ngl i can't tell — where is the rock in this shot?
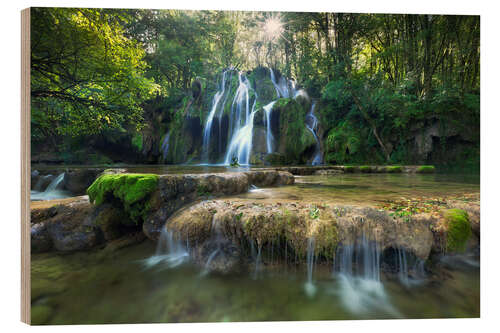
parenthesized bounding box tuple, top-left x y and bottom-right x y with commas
(31, 222, 52, 253)
(31, 198, 99, 253)
(90, 203, 132, 241)
(44, 201, 99, 252)
(142, 170, 294, 240)
(33, 174, 55, 191)
(164, 199, 435, 273)
(63, 168, 103, 195)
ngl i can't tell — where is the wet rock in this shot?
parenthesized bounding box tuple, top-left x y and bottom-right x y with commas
(62, 168, 103, 195)
(33, 174, 55, 191)
(31, 223, 52, 253)
(165, 199, 436, 273)
(142, 171, 293, 240)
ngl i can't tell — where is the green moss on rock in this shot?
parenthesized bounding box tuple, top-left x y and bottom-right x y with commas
(417, 165, 436, 173)
(444, 209, 472, 252)
(87, 174, 159, 223)
(385, 166, 403, 173)
(359, 166, 372, 173)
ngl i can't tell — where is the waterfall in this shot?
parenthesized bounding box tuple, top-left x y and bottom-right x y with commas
(203, 70, 231, 162)
(397, 247, 409, 286)
(224, 72, 257, 166)
(305, 102, 322, 165)
(31, 172, 68, 201)
(263, 101, 277, 153)
(270, 68, 296, 98)
(304, 237, 317, 297)
(45, 172, 65, 192)
(334, 234, 400, 317)
(144, 227, 189, 269)
(161, 131, 170, 161)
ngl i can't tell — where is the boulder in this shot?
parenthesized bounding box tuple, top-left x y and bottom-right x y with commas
(164, 199, 436, 273)
(63, 168, 103, 195)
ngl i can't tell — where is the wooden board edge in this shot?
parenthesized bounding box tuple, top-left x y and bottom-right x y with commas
(21, 7, 31, 325)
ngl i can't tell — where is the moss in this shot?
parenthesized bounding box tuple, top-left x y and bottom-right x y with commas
(131, 133, 143, 152)
(87, 174, 159, 224)
(343, 166, 355, 173)
(444, 209, 472, 252)
(417, 165, 436, 173)
(385, 165, 403, 173)
(359, 166, 372, 173)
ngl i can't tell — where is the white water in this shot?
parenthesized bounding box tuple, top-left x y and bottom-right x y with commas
(224, 73, 257, 165)
(144, 228, 189, 269)
(203, 70, 231, 162)
(333, 234, 401, 317)
(263, 101, 277, 153)
(161, 132, 170, 160)
(305, 102, 322, 165)
(304, 237, 317, 297)
(31, 172, 69, 201)
(269, 68, 296, 98)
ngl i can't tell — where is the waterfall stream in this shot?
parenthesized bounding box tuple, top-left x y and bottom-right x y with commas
(144, 228, 189, 269)
(223, 72, 257, 165)
(333, 234, 400, 317)
(305, 102, 322, 165)
(31, 172, 68, 201)
(264, 101, 277, 153)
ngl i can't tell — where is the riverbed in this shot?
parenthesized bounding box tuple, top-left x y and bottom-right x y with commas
(30, 170, 480, 324)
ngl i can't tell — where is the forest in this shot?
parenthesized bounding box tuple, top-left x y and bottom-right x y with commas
(30, 8, 480, 171)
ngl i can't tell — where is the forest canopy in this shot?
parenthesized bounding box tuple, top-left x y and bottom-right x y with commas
(31, 8, 480, 170)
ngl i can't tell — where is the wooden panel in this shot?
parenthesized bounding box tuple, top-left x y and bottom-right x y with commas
(20, 7, 31, 325)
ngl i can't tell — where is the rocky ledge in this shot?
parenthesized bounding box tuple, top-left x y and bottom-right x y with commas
(31, 170, 294, 253)
(163, 198, 478, 273)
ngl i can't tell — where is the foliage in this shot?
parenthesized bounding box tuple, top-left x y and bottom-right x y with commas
(230, 156, 240, 167)
(87, 173, 159, 223)
(31, 8, 159, 140)
(443, 209, 472, 252)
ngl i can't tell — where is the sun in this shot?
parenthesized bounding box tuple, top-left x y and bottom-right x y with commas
(262, 16, 284, 42)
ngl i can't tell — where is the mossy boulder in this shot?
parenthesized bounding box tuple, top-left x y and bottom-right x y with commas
(359, 166, 373, 173)
(87, 173, 159, 224)
(443, 209, 472, 252)
(416, 165, 436, 173)
(275, 98, 315, 164)
(385, 165, 403, 173)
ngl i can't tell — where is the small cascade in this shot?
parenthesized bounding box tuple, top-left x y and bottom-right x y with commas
(253, 243, 262, 279)
(203, 70, 231, 162)
(304, 237, 317, 297)
(397, 248, 409, 286)
(263, 101, 277, 153)
(333, 234, 400, 317)
(31, 172, 68, 201)
(224, 72, 257, 165)
(45, 172, 65, 192)
(305, 102, 322, 165)
(386, 247, 427, 287)
(161, 131, 170, 161)
(270, 68, 296, 98)
(144, 227, 189, 268)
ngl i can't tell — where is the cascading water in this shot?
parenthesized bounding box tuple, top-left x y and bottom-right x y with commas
(270, 68, 296, 98)
(161, 131, 170, 161)
(304, 237, 317, 297)
(203, 70, 232, 162)
(144, 227, 189, 269)
(263, 101, 277, 153)
(224, 73, 257, 165)
(333, 233, 400, 317)
(31, 172, 69, 201)
(305, 102, 322, 165)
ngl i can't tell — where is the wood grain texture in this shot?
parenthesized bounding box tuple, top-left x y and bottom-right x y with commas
(21, 7, 31, 325)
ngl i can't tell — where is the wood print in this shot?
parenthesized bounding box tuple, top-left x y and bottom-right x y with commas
(22, 7, 480, 325)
